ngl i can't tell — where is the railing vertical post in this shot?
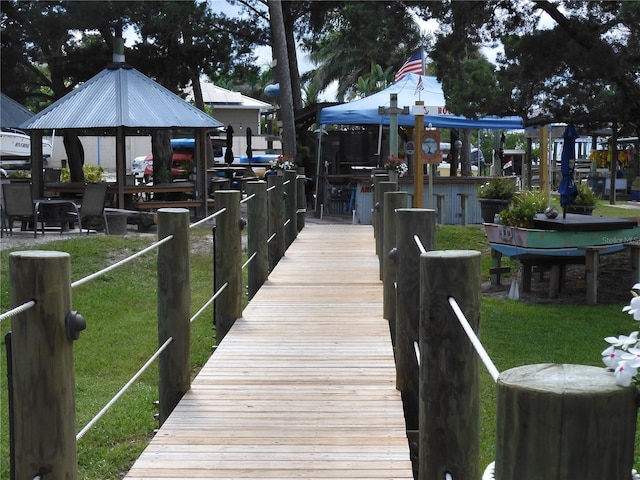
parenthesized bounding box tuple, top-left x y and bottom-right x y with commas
(157, 208, 191, 426)
(214, 190, 243, 344)
(267, 174, 285, 270)
(382, 190, 407, 342)
(496, 364, 637, 480)
(373, 172, 390, 249)
(296, 167, 306, 232)
(419, 250, 481, 480)
(395, 208, 436, 436)
(284, 169, 297, 248)
(375, 180, 396, 280)
(246, 180, 269, 299)
(9, 250, 78, 479)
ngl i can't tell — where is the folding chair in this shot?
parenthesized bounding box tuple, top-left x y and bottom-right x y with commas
(79, 183, 110, 234)
(2, 183, 41, 237)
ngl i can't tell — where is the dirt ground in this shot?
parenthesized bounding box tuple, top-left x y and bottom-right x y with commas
(482, 247, 634, 306)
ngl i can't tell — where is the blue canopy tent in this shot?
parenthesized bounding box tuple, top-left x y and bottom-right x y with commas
(319, 74, 523, 130)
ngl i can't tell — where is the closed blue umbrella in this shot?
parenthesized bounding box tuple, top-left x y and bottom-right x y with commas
(559, 124, 579, 218)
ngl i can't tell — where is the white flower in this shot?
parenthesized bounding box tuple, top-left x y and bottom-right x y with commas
(602, 345, 625, 369)
(614, 360, 637, 387)
(622, 295, 640, 320)
(621, 347, 640, 368)
(396, 162, 409, 178)
(604, 331, 639, 348)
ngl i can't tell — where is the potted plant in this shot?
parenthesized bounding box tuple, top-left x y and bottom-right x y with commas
(477, 176, 517, 223)
(566, 182, 599, 215)
(383, 154, 407, 182)
(499, 189, 550, 228)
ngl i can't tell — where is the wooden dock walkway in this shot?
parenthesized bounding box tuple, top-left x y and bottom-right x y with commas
(124, 224, 413, 479)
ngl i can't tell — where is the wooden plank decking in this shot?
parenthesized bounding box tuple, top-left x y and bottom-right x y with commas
(124, 224, 413, 479)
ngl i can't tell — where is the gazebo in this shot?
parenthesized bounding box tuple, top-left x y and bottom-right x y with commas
(20, 48, 223, 216)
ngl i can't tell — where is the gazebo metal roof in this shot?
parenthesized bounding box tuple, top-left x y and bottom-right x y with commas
(1, 93, 34, 128)
(21, 63, 223, 130)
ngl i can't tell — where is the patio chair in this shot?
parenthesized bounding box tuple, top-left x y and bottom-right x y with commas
(79, 183, 110, 234)
(2, 182, 41, 237)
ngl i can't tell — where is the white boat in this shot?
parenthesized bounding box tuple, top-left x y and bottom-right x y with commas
(0, 129, 53, 158)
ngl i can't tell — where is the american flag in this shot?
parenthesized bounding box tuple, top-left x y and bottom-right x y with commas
(394, 50, 424, 82)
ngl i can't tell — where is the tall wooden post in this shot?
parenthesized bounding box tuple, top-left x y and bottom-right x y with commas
(496, 364, 637, 480)
(413, 102, 425, 208)
(214, 190, 243, 344)
(375, 181, 397, 280)
(296, 167, 306, 231)
(9, 251, 78, 479)
(395, 208, 436, 433)
(157, 208, 191, 425)
(419, 250, 481, 480)
(246, 180, 269, 299)
(373, 171, 389, 249)
(284, 169, 297, 247)
(382, 190, 408, 341)
(540, 124, 549, 190)
(267, 174, 285, 270)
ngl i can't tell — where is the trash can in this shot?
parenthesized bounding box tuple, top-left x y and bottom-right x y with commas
(106, 212, 128, 235)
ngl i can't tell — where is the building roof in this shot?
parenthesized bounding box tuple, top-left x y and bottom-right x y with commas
(21, 63, 224, 130)
(1, 93, 34, 128)
(186, 82, 272, 111)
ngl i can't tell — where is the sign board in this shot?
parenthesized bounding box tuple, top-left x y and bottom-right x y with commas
(405, 141, 415, 155)
(420, 130, 441, 164)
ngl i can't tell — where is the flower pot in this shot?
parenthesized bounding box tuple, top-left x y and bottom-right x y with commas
(388, 170, 398, 183)
(479, 198, 510, 223)
(565, 204, 595, 215)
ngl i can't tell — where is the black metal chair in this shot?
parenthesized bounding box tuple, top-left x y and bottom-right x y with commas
(78, 183, 110, 234)
(2, 182, 41, 237)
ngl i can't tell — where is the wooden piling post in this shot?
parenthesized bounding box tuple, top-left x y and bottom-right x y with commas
(382, 190, 408, 338)
(373, 172, 390, 249)
(157, 208, 191, 425)
(267, 174, 285, 270)
(214, 190, 243, 344)
(419, 250, 481, 480)
(376, 181, 396, 280)
(496, 364, 637, 480)
(395, 208, 436, 433)
(9, 250, 78, 479)
(284, 169, 297, 248)
(246, 180, 269, 300)
(297, 167, 306, 231)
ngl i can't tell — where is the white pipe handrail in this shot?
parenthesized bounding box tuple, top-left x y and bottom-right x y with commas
(448, 296, 500, 382)
(190, 207, 227, 229)
(267, 185, 276, 192)
(190, 282, 228, 323)
(242, 252, 257, 270)
(71, 235, 174, 289)
(0, 299, 36, 323)
(267, 232, 277, 243)
(76, 336, 173, 441)
(414, 234, 426, 254)
(240, 193, 255, 204)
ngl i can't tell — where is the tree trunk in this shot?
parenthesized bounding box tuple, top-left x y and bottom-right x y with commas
(461, 128, 473, 176)
(268, 0, 297, 161)
(152, 130, 173, 187)
(282, 3, 302, 112)
(63, 131, 85, 183)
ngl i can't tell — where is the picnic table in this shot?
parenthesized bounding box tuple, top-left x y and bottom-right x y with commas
(485, 213, 640, 304)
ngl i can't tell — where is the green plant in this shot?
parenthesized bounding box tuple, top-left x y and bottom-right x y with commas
(60, 164, 104, 183)
(573, 182, 600, 206)
(499, 189, 550, 228)
(631, 177, 640, 190)
(7, 170, 31, 178)
(477, 176, 517, 200)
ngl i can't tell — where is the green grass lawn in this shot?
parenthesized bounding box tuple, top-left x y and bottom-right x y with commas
(1, 221, 639, 478)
